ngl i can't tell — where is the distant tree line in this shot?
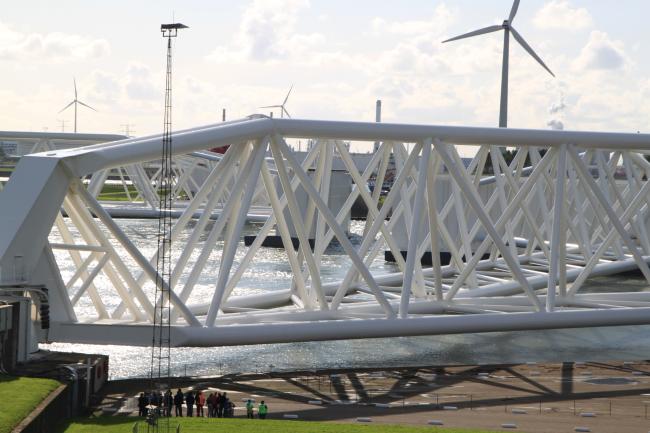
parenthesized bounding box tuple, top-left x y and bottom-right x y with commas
(482, 148, 547, 174)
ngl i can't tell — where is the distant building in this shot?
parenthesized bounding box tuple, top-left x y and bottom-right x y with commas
(0, 141, 18, 158)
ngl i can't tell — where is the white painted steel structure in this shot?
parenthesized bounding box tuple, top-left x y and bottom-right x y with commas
(0, 130, 271, 219)
(2, 116, 650, 347)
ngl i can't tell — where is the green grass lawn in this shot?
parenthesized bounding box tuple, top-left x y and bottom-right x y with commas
(0, 375, 60, 433)
(97, 184, 142, 202)
(58, 416, 500, 433)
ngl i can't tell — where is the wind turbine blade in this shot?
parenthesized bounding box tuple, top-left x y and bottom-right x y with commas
(509, 0, 521, 24)
(77, 100, 97, 111)
(282, 84, 293, 105)
(73, 77, 78, 100)
(510, 27, 555, 77)
(282, 107, 291, 119)
(442, 25, 503, 43)
(58, 101, 75, 113)
(259, 105, 281, 109)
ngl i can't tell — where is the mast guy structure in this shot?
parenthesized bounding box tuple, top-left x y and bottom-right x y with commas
(148, 21, 187, 432)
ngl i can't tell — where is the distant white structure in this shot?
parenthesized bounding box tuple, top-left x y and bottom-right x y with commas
(0, 131, 122, 157)
(58, 78, 97, 133)
(260, 85, 294, 118)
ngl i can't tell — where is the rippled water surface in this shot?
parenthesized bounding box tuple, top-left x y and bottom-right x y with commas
(42, 219, 650, 379)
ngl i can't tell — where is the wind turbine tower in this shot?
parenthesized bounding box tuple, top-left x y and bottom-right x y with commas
(443, 0, 554, 127)
(58, 78, 97, 133)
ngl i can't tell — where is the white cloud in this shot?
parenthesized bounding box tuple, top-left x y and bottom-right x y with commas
(89, 70, 121, 104)
(372, 4, 454, 36)
(2, 4, 648, 140)
(206, 0, 323, 63)
(125, 64, 158, 101)
(0, 21, 110, 61)
(557, 64, 650, 132)
(533, 0, 593, 31)
(369, 4, 465, 78)
(573, 31, 628, 71)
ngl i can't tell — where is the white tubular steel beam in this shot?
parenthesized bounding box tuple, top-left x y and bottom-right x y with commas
(270, 120, 650, 151)
(260, 162, 312, 307)
(273, 135, 396, 317)
(169, 144, 245, 288)
(205, 140, 268, 326)
(547, 144, 567, 311)
(333, 141, 409, 270)
(330, 143, 423, 310)
(7, 116, 650, 347)
(70, 254, 110, 306)
(74, 182, 200, 327)
(51, 118, 650, 177)
(434, 139, 544, 311)
(400, 139, 431, 318)
(49, 307, 650, 347)
(270, 139, 327, 311)
(64, 251, 101, 290)
(426, 155, 444, 301)
(568, 145, 650, 281)
(445, 147, 557, 300)
(171, 144, 258, 320)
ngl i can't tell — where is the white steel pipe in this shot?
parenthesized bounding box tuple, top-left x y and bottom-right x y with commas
(400, 139, 431, 317)
(49, 307, 650, 347)
(547, 145, 566, 311)
(54, 118, 650, 177)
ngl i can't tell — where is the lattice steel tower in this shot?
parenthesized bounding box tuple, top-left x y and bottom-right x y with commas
(148, 22, 187, 433)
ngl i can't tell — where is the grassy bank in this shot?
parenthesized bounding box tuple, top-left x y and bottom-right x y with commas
(97, 184, 141, 202)
(0, 375, 60, 433)
(58, 417, 500, 433)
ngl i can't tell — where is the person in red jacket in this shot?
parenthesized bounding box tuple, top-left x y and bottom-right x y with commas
(196, 391, 205, 417)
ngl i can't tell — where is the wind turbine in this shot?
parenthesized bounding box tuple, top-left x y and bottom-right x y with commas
(443, 0, 554, 128)
(58, 78, 97, 133)
(260, 85, 293, 118)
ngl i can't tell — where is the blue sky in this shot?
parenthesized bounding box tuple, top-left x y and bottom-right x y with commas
(1, 0, 648, 145)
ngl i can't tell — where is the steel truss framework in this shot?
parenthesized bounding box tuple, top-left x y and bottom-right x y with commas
(0, 132, 249, 213)
(2, 117, 650, 347)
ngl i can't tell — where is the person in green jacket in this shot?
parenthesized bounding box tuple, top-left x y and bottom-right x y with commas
(246, 399, 254, 419)
(258, 401, 268, 419)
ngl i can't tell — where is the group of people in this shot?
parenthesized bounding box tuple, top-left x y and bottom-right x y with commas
(137, 390, 173, 417)
(245, 399, 268, 419)
(137, 389, 268, 419)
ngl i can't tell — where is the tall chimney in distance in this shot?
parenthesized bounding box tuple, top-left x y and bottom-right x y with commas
(375, 99, 382, 123)
(374, 100, 382, 152)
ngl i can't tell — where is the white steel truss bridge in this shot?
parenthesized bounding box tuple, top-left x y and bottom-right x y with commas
(2, 116, 650, 347)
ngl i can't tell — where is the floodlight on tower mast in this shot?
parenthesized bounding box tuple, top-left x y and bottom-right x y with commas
(260, 84, 293, 118)
(442, 0, 554, 128)
(58, 78, 97, 133)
